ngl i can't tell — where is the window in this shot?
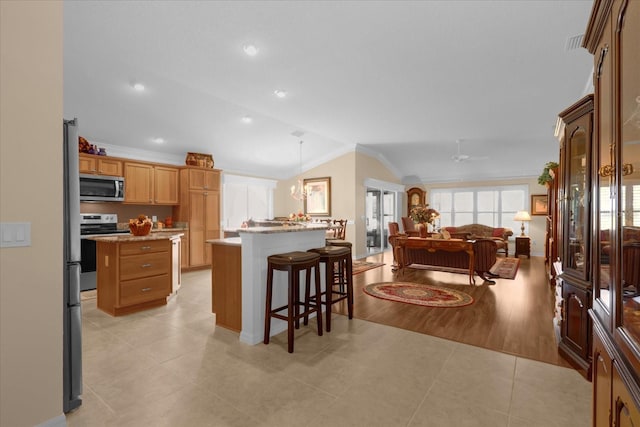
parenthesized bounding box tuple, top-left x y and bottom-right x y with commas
(222, 174, 277, 229)
(430, 185, 528, 231)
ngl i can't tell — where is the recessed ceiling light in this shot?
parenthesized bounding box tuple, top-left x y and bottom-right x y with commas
(132, 82, 145, 91)
(243, 44, 258, 56)
(151, 137, 164, 144)
(241, 116, 253, 124)
(274, 89, 287, 98)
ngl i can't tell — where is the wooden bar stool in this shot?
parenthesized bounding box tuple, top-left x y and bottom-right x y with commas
(307, 246, 353, 332)
(264, 251, 322, 353)
(323, 240, 352, 293)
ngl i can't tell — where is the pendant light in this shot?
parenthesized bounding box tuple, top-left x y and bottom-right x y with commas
(290, 141, 307, 200)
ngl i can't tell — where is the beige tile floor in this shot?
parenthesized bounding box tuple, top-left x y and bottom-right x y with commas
(67, 269, 592, 427)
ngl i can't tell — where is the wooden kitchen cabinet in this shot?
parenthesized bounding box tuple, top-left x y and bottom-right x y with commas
(124, 161, 179, 205)
(210, 240, 241, 332)
(180, 235, 189, 269)
(96, 238, 172, 316)
(79, 153, 123, 176)
(173, 167, 221, 268)
(187, 168, 219, 191)
(154, 166, 179, 204)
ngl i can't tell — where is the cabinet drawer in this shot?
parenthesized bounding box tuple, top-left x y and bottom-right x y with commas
(120, 252, 169, 281)
(120, 274, 170, 306)
(120, 240, 169, 256)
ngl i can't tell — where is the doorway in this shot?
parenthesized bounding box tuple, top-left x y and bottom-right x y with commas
(365, 188, 396, 255)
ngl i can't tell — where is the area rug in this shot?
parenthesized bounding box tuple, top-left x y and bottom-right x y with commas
(363, 282, 474, 308)
(489, 257, 521, 279)
(352, 261, 385, 275)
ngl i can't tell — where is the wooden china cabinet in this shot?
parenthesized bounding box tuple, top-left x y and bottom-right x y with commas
(583, 0, 640, 425)
(545, 164, 561, 288)
(557, 94, 594, 379)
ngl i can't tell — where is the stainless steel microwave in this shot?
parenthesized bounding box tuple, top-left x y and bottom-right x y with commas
(79, 174, 125, 202)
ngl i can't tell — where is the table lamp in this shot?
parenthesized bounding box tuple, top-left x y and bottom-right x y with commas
(514, 211, 531, 236)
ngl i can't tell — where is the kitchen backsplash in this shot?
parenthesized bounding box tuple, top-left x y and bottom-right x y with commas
(80, 202, 173, 224)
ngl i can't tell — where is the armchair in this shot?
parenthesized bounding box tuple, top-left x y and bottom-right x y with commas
(401, 217, 420, 237)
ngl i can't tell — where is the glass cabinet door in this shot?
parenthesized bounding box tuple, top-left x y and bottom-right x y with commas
(563, 113, 591, 281)
(619, 0, 640, 347)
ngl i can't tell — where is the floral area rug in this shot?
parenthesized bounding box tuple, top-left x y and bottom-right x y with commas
(352, 261, 385, 275)
(489, 257, 521, 279)
(363, 282, 474, 308)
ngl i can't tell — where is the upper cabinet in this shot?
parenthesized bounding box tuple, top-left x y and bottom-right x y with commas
(123, 161, 179, 205)
(79, 153, 123, 177)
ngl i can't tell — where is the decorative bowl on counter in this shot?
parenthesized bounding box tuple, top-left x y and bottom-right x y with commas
(129, 215, 153, 236)
(129, 222, 152, 236)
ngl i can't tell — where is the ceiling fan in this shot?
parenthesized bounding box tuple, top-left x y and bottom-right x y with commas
(451, 139, 488, 163)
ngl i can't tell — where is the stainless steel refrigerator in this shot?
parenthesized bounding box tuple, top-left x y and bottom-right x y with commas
(63, 118, 82, 412)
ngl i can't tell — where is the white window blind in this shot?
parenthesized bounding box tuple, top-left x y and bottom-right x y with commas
(430, 185, 528, 231)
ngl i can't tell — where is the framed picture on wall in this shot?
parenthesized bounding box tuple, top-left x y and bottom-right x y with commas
(531, 194, 549, 216)
(304, 177, 331, 216)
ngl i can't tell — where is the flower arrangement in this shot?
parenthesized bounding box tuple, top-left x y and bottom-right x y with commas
(409, 205, 440, 225)
(538, 161, 559, 185)
(289, 211, 311, 223)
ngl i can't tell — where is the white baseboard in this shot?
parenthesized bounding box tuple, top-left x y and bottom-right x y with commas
(36, 414, 67, 427)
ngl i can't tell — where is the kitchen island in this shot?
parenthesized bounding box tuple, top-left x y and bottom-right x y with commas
(208, 224, 327, 345)
(91, 232, 184, 316)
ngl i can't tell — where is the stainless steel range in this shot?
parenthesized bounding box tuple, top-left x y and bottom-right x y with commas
(80, 213, 129, 291)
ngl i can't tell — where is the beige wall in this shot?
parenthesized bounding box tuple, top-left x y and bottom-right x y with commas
(0, 1, 64, 426)
(355, 151, 403, 257)
(274, 150, 403, 258)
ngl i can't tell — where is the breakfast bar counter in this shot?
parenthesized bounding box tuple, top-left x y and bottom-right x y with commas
(208, 224, 327, 344)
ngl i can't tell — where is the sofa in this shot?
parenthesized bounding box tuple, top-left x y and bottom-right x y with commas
(443, 224, 513, 257)
(388, 222, 499, 284)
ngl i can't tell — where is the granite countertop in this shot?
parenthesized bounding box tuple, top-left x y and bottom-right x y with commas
(88, 232, 185, 242)
(151, 227, 188, 233)
(206, 237, 241, 246)
(236, 223, 328, 234)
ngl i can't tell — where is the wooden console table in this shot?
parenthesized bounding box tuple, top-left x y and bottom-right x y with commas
(397, 237, 476, 285)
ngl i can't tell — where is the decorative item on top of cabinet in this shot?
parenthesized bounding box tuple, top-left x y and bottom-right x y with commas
(79, 153, 123, 177)
(123, 161, 179, 205)
(173, 167, 221, 269)
(185, 152, 214, 168)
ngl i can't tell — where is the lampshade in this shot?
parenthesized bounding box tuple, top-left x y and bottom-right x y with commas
(514, 211, 531, 222)
(514, 210, 531, 236)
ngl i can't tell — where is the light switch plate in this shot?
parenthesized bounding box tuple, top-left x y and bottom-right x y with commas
(0, 222, 32, 248)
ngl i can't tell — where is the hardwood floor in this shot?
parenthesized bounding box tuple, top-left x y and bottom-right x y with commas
(334, 250, 572, 368)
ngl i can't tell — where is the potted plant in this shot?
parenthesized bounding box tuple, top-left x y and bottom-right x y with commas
(538, 161, 559, 186)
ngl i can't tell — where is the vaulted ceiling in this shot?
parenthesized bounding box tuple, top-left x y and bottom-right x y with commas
(64, 1, 594, 183)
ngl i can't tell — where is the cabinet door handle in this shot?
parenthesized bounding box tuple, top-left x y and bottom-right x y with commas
(141, 263, 152, 268)
(597, 354, 608, 374)
(141, 287, 152, 292)
(140, 246, 152, 250)
(571, 294, 584, 308)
